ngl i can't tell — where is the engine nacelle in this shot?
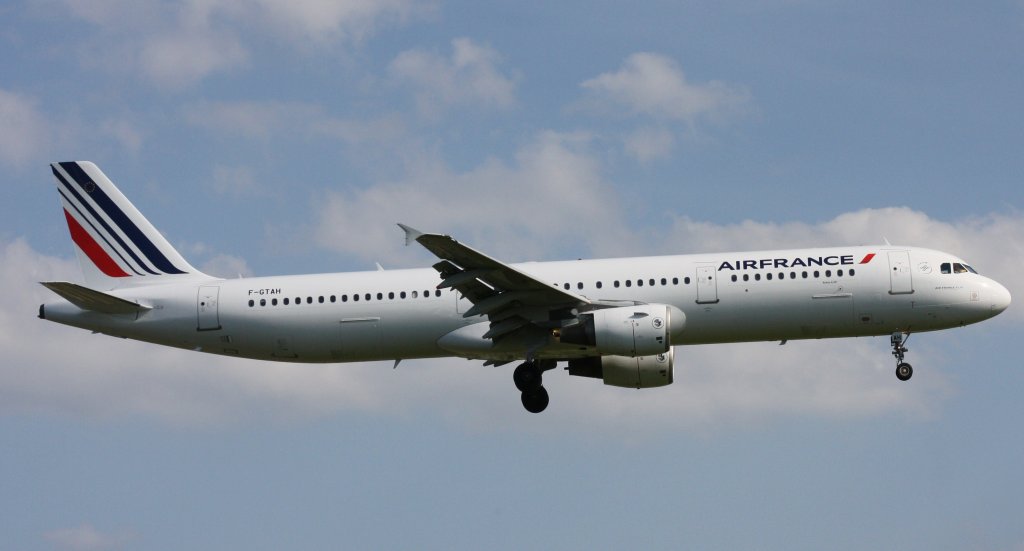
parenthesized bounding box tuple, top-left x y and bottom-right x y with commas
(559, 304, 683, 357)
(566, 348, 674, 388)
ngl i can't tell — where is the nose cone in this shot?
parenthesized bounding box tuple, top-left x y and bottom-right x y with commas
(991, 280, 1012, 315)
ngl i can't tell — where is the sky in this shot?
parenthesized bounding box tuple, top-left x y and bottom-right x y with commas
(2, 1, 1024, 549)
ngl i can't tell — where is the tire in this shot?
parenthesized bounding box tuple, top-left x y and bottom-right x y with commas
(513, 362, 542, 392)
(896, 362, 913, 381)
(521, 386, 549, 413)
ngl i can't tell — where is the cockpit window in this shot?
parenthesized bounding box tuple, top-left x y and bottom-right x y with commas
(942, 261, 979, 275)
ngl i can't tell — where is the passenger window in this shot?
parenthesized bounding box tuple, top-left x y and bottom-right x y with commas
(563, 283, 570, 290)
(802, 271, 808, 278)
(940, 263, 951, 274)
(400, 291, 407, 299)
(790, 271, 796, 279)
(837, 269, 843, 277)
(596, 281, 603, 289)
(731, 275, 737, 282)
(766, 273, 772, 281)
(272, 298, 278, 306)
(754, 274, 761, 281)
(649, 279, 655, 286)
(625, 280, 632, 287)
(743, 274, 749, 282)
(411, 291, 418, 298)
(637, 280, 643, 287)
(577, 282, 583, 290)
(825, 270, 831, 277)
(353, 294, 359, 301)
(283, 298, 290, 305)
(248, 299, 254, 307)
(318, 296, 324, 303)
(260, 298, 266, 306)
(814, 271, 820, 278)
(778, 272, 784, 280)
(672, 277, 679, 285)
(330, 295, 336, 303)
(661, 278, 667, 286)
(684, 277, 691, 285)
(849, 269, 855, 276)
(435, 290, 441, 297)
(614, 281, 620, 288)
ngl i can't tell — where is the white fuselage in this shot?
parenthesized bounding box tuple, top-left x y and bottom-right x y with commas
(41, 245, 1011, 364)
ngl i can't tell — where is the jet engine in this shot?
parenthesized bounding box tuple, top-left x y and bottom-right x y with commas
(566, 347, 674, 388)
(558, 304, 683, 357)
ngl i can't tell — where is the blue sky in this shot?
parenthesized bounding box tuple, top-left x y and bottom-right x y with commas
(2, 1, 1023, 549)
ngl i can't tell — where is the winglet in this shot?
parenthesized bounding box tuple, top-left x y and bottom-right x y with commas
(397, 223, 424, 246)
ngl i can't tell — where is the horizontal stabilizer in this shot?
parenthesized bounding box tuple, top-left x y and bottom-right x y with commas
(40, 281, 150, 315)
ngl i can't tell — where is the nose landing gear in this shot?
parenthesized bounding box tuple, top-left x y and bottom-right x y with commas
(514, 360, 556, 413)
(891, 331, 913, 381)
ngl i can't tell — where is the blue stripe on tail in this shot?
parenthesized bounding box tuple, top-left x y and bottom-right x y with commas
(52, 165, 160, 276)
(58, 162, 188, 275)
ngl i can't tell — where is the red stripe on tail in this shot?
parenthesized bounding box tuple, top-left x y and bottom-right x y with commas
(64, 209, 130, 277)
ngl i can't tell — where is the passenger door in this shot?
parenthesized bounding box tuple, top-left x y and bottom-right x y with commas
(887, 251, 914, 295)
(197, 285, 221, 331)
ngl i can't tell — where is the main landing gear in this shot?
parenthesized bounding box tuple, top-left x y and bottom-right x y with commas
(891, 331, 913, 381)
(514, 360, 556, 413)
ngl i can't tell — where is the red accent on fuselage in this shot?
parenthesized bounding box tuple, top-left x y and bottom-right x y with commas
(859, 253, 876, 264)
(64, 209, 130, 277)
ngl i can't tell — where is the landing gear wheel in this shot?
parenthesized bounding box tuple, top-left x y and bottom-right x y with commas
(896, 362, 913, 381)
(513, 362, 542, 392)
(521, 386, 549, 413)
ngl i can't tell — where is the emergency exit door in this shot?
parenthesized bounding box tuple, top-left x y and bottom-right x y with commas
(696, 265, 719, 304)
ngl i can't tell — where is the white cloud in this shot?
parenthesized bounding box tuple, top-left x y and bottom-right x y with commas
(139, 28, 248, 89)
(0, 88, 47, 166)
(43, 523, 133, 551)
(212, 165, 263, 197)
(199, 253, 253, 279)
(624, 126, 675, 163)
(241, 0, 428, 44)
(581, 52, 750, 123)
(47, 0, 428, 88)
(313, 130, 620, 264)
(99, 118, 144, 153)
(183, 100, 323, 139)
(390, 38, 519, 118)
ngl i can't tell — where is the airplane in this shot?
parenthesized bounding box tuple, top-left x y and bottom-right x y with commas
(38, 161, 1012, 413)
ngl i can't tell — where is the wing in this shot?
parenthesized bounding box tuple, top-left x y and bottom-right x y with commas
(399, 224, 591, 341)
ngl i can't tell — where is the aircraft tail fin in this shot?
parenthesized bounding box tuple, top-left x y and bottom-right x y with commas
(50, 161, 212, 290)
